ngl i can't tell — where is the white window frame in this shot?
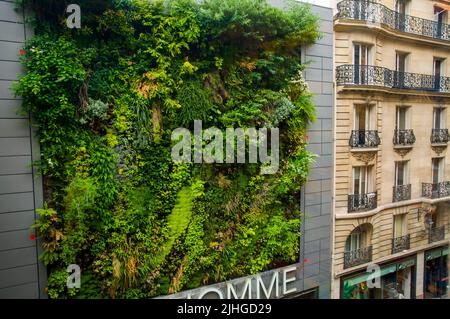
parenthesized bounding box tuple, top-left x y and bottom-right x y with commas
(433, 58, 445, 77)
(396, 52, 409, 73)
(353, 43, 371, 66)
(396, 106, 411, 130)
(354, 104, 372, 130)
(433, 107, 446, 129)
(346, 229, 367, 252)
(395, 160, 410, 186)
(395, 0, 409, 15)
(352, 166, 373, 194)
(432, 157, 445, 183)
(393, 214, 407, 238)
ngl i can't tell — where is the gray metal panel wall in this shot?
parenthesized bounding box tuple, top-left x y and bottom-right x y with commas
(0, 0, 46, 299)
(301, 4, 333, 299)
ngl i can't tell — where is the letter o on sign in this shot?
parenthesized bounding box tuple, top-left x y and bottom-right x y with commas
(198, 288, 224, 299)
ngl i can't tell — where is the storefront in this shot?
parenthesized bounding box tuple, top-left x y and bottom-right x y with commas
(424, 246, 449, 299)
(341, 257, 416, 299)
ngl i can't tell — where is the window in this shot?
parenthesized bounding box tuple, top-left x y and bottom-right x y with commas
(347, 231, 366, 252)
(353, 166, 373, 194)
(433, 58, 445, 89)
(435, 7, 448, 37)
(395, 1, 409, 31)
(354, 44, 370, 66)
(354, 44, 371, 84)
(395, 0, 408, 15)
(395, 161, 409, 186)
(396, 106, 410, 130)
(354, 104, 373, 130)
(394, 214, 407, 238)
(395, 52, 409, 88)
(396, 52, 408, 73)
(434, 59, 443, 77)
(345, 224, 371, 252)
(433, 107, 446, 129)
(432, 158, 444, 184)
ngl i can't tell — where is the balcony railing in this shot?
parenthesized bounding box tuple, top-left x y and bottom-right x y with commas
(431, 129, 450, 144)
(336, 0, 450, 41)
(422, 181, 450, 199)
(429, 225, 445, 243)
(393, 129, 415, 146)
(393, 184, 411, 202)
(392, 234, 410, 254)
(344, 246, 373, 269)
(336, 65, 450, 93)
(348, 192, 377, 212)
(349, 130, 381, 148)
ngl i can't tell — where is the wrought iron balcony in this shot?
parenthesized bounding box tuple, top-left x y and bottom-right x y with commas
(393, 129, 415, 146)
(392, 234, 410, 254)
(336, 64, 450, 93)
(422, 181, 450, 199)
(430, 129, 450, 144)
(429, 225, 445, 243)
(393, 184, 411, 202)
(349, 130, 381, 148)
(344, 246, 373, 269)
(336, 0, 450, 41)
(348, 192, 377, 212)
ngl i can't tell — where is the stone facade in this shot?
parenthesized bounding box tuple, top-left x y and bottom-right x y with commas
(332, 0, 450, 299)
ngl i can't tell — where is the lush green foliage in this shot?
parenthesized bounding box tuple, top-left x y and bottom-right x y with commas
(16, 0, 320, 298)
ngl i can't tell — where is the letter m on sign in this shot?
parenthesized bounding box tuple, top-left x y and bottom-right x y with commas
(256, 273, 279, 299)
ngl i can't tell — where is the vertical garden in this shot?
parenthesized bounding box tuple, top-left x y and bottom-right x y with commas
(14, 0, 321, 298)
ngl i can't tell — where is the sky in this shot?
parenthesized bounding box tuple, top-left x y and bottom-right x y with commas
(299, 0, 334, 8)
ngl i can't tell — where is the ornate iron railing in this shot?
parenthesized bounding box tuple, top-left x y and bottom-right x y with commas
(392, 234, 410, 254)
(422, 181, 450, 199)
(431, 129, 450, 144)
(393, 129, 415, 146)
(393, 184, 411, 202)
(429, 225, 445, 243)
(336, 64, 450, 93)
(336, 0, 450, 41)
(348, 192, 377, 212)
(344, 246, 373, 269)
(349, 130, 381, 148)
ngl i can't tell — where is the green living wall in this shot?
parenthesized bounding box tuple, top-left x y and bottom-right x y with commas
(14, 0, 320, 298)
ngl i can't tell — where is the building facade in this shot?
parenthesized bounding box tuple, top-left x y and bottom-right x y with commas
(332, 0, 450, 299)
(0, 1, 334, 299)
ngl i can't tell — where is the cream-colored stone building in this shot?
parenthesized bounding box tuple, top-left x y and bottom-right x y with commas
(332, 0, 450, 299)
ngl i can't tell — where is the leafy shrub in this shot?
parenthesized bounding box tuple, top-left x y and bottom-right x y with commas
(79, 98, 109, 125)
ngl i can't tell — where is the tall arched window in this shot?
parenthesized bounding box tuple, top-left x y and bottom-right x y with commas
(344, 224, 373, 269)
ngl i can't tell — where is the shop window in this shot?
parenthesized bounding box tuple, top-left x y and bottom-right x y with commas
(424, 246, 449, 299)
(342, 258, 417, 299)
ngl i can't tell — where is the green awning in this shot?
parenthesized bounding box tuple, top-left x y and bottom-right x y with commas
(426, 248, 444, 260)
(398, 258, 416, 270)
